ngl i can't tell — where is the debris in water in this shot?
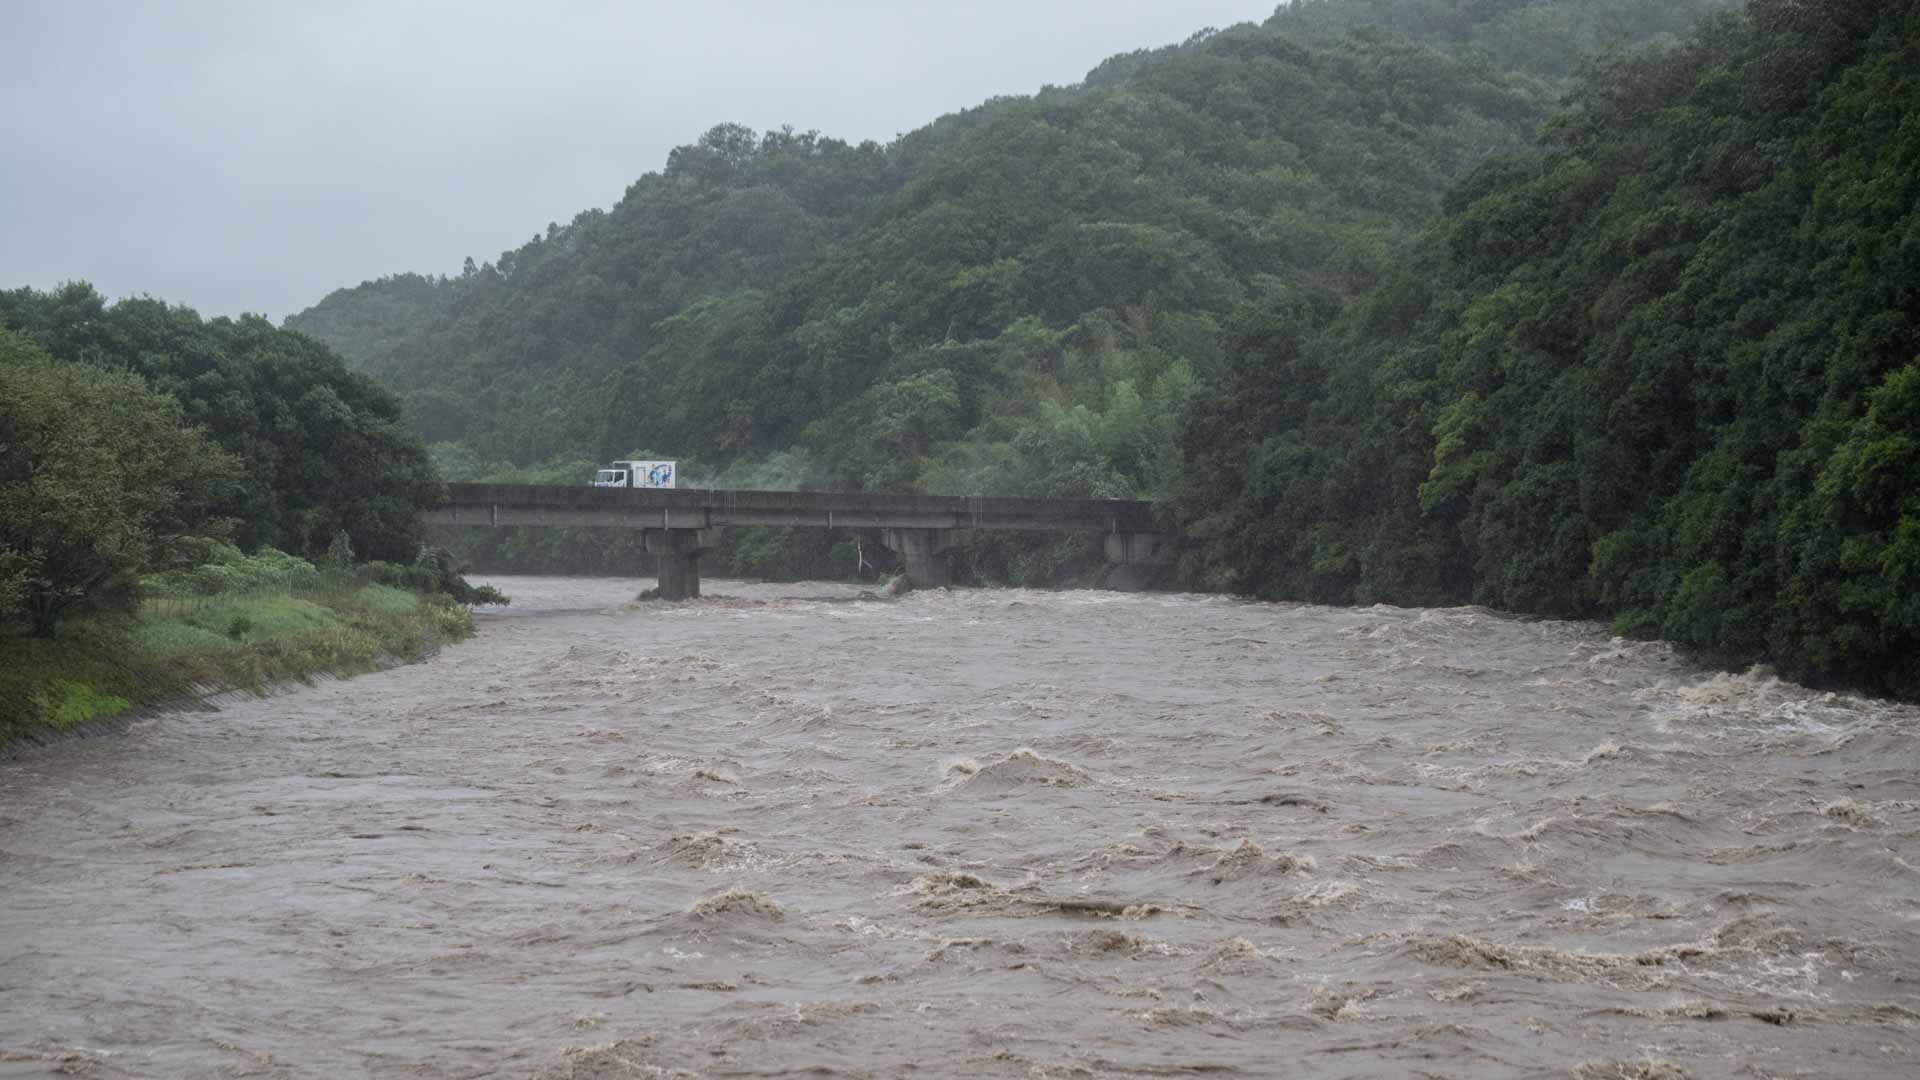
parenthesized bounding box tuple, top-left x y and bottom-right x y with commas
(944, 747, 1094, 790)
(1571, 1060, 1693, 1080)
(686, 888, 785, 921)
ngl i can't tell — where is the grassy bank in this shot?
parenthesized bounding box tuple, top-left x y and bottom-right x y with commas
(0, 581, 476, 751)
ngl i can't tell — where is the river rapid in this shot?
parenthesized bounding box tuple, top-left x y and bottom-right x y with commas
(2, 577, 1917, 1078)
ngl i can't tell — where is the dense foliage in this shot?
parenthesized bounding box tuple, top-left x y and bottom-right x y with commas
(290, 0, 1726, 506)
(0, 333, 238, 635)
(0, 288, 465, 638)
(1179, 0, 1920, 698)
(1, 284, 444, 563)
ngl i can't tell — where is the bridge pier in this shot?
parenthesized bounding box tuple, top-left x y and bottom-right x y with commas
(1102, 532, 1176, 592)
(644, 527, 724, 600)
(882, 528, 974, 589)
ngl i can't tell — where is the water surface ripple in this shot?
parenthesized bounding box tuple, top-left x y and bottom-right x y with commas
(3, 578, 1917, 1077)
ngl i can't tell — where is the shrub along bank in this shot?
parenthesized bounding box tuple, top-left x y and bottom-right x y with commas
(0, 546, 502, 752)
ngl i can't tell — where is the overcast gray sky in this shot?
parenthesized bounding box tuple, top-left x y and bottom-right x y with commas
(2, 1, 1277, 321)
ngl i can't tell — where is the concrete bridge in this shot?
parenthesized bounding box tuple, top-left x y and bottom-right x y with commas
(424, 483, 1174, 599)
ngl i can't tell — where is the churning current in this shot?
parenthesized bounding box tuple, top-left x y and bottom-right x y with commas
(2, 578, 1917, 1078)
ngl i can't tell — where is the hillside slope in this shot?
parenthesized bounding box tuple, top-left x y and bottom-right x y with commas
(1179, 0, 1919, 697)
(288, 0, 1727, 497)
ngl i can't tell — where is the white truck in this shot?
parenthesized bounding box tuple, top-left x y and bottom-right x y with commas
(591, 460, 677, 489)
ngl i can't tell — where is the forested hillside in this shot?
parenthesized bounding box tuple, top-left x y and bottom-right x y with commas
(279, 0, 1920, 699)
(290, 0, 1727, 500)
(1179, 0, 1919, 698)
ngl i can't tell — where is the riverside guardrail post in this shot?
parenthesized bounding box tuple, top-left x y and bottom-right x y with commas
(881, 528, 974, 589)
(644, 527, 724, 600)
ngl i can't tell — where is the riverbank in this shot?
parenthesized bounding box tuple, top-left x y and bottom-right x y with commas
(0, 583, 476, 753)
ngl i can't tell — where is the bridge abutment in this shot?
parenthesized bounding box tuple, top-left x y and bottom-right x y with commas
(882, 528, 974, 589)
(645, 527, 724, 600)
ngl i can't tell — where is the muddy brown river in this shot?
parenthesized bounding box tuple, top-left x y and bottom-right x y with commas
(2, 577, 1917, 1078)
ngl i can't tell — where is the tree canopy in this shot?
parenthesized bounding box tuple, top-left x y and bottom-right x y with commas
(0, 332, 239, 636)
(1, 284, 444, 563)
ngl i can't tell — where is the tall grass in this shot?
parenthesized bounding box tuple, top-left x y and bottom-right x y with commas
(2, 576, 469, 750)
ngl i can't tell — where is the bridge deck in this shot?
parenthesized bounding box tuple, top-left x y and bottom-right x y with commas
(426, 484, 1161, 535)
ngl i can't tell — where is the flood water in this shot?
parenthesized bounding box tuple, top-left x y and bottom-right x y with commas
(2, 577, 1917, 1078)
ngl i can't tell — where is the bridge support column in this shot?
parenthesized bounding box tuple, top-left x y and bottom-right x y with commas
(644, 527, 725, 600)
(882, 528, 973, 589)
(1102, 532, 1176, 592)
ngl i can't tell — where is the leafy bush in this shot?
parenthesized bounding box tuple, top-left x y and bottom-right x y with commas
(364, 547, 509, 606)
(324, 529, 355, 568)
(143, 543, 328, 597)
(727, 527, 793, 578)
(0, 335, 240, 637)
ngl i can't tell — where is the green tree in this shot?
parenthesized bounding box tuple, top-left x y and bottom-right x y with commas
(0, 334, 240, 637)
(0, 284, 444, 563)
